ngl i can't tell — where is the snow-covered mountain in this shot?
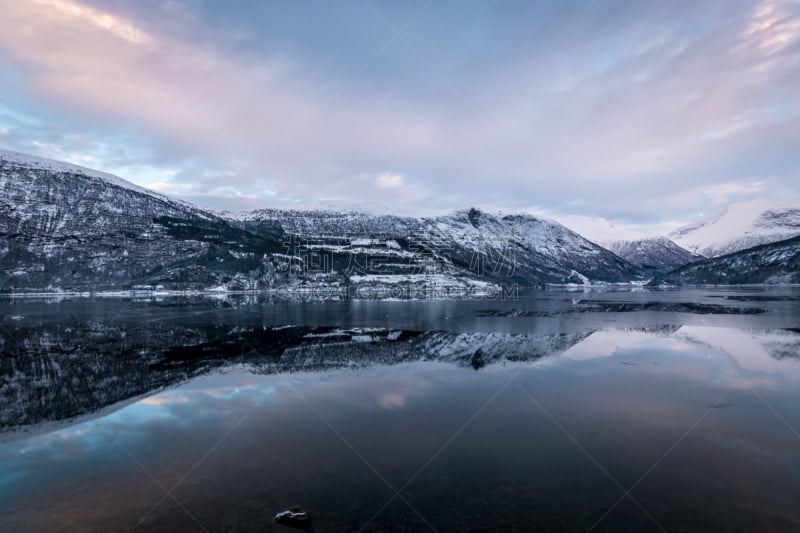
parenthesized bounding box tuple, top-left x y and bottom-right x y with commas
(0, 149, 288, 291)
(237, 206, 645, 286)
(650, 235, 800, 285)
(0, 149, 165, 199)
(607, 236, 703, 275)
(670, 200, 800, 258)
(0, 150, 646, 291)
(421, 209, 640, 284)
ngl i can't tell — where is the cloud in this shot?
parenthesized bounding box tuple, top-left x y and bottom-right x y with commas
(550, 214, 662, 244)
(0, 0, 797, 225)
(702, 180, 766, 200)
(739, 0, 800, 58)
(376, 172, 404, 189)
(141, 393, 190, 406)
(145, 181, 196, 195)
(31, 0, 154, 45)
(378, 392, 406, 409)
(0, 0, 301, 150)
(30, 140, 100, 166)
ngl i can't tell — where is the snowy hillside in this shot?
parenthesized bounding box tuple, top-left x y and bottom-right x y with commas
(607, 236, 703, 275)
(0, 150, 285, 291)
(420, 209, 641, 284)
(0, 149, 167, 201)
(670, 200, 800, 257)
(237, 206, 645, 286)
(235, 206, 419, 238)
(650, 235, 800, 285)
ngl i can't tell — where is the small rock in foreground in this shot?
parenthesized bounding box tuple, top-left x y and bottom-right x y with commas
(274, 506, 312, 530)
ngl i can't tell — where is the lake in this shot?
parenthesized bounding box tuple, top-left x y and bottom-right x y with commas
(1, 287, 800, 532)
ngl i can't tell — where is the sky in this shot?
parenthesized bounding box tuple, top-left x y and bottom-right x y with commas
(0, 0, 798, 240)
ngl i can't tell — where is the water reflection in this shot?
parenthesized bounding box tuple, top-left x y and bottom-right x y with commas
(1, 319, 800, 531)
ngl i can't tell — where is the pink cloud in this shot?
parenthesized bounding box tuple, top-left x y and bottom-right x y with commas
(0, 0, 797, 217)
(378, 392, 406, 409)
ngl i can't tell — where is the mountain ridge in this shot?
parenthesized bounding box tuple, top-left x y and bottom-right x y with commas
(607, 236, 704, 276)
(3, 149, 798, 292)
(0, 150, 646, 292)
(650, 235, 800, 286)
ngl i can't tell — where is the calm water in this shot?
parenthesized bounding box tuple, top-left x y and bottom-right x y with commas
(1, 288, 800, 532)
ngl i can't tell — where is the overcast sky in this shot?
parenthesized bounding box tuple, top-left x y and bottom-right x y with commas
(0, 0, 798, 237)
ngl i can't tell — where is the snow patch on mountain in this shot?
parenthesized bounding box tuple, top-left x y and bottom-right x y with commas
(670, 199, 800, 257)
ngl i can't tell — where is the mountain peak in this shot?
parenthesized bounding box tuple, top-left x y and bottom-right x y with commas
(607, 237, 701, 275)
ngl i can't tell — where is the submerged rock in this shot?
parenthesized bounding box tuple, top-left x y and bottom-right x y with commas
(274, 506, 312, 529)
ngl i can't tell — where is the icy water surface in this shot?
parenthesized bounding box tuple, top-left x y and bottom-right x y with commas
(1, 288, 800, 532)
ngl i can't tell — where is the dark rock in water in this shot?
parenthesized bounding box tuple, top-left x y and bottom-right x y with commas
(274, 506, 312, 529)
(471, 348, 487, 370)
(711, 402, 735, 409)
